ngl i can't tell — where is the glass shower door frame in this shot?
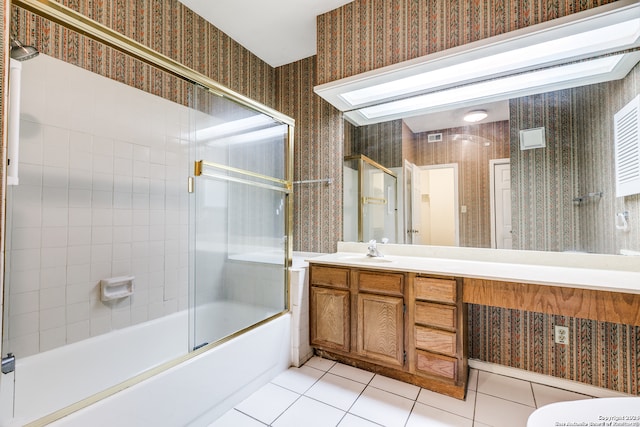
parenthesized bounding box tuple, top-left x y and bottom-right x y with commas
(345, 154, 398, 243)
(187, 104, 294, 352)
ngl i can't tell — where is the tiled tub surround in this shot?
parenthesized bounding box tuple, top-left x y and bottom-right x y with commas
(309, 243, 640, 395)
(4, 53, 190, 358)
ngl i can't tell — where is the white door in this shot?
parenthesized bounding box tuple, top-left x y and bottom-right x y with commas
(421, 164, 459, 246)
(403, 160, 422, 244)
(491, 160, 512, 249)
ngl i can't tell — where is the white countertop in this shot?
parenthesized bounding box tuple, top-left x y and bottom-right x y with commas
(307, 243, 640, 295)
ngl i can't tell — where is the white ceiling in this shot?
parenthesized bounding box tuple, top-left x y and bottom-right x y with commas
(175, 1, 513, 133)
(178, 0, 354, 67)
(403, 100, 511, 134)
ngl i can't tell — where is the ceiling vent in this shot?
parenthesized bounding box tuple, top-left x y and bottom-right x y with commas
(614, 94, 640, 197)
(427, 133, 443, 143)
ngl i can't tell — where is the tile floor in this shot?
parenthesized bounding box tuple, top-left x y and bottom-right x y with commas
(210, 356, 592, 427)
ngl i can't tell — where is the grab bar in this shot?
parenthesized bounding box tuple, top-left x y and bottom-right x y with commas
(293, 178, 333, 185)
(194, 160, 291, 193)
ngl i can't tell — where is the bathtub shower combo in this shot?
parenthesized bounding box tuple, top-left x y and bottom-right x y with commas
(0, 20, 295, 427)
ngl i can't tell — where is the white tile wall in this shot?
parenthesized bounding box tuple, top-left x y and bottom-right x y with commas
(3, 53, 190, 357)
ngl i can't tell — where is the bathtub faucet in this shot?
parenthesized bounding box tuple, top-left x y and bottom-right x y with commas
(367, 240, 383, 257)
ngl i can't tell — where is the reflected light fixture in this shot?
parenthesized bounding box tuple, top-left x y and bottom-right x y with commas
(314, 0, 640, 126)
(348, 53, 640, 123)
(191, 114, 274, 142)
(463, 110, 488, 123)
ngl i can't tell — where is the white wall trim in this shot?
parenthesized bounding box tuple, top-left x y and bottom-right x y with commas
(469, 359, 631, 399)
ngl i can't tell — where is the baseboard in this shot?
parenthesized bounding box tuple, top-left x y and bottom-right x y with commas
(468, 359, 631, 399)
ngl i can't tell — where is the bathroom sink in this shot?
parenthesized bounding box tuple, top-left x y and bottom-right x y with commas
(339, 255, 393, 263)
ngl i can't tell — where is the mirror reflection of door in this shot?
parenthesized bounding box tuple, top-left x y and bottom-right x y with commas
(362, 164, 397, 243)
(403, 161, 422, 244)
(421, 164, 459, 246)
(491, 159, 512, 249)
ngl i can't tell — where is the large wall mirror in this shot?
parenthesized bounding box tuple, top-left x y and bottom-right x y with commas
(319, 1, 640, 256)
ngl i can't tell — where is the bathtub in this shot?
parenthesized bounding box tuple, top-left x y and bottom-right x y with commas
(2, 305, 290, 426)
(0, 252, 319, 426)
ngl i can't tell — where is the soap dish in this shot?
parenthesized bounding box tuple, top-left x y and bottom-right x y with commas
(100, 276, 134, 301)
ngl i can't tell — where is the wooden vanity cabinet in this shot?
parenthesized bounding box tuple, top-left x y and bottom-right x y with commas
(411, 275, 467, 399)
(310, 264, 467, 400)
(310, 265, 405, 368)
(356, 270, 405, 368)
(309, 266, 351, 353)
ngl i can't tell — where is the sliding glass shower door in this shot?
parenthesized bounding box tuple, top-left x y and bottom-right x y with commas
(189, 86, 292, 351)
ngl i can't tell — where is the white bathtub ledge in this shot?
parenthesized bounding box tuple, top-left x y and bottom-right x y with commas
(46, 314, 291, 427)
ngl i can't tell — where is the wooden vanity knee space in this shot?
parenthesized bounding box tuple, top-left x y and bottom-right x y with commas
(309, 263, 468, 399)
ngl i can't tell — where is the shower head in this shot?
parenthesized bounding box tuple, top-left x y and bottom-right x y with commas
(10, 38, 39, 61)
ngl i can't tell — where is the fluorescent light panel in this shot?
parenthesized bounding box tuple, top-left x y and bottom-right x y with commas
(315, 0, 640, 116)
(340, 19, 640, 108)
(206, 124, 287, 146)
(194, 114, 275, 142)
(347, 53, 640, 123)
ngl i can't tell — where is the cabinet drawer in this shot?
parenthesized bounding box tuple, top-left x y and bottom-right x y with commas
(415, 302, 456, 330)
(415, 325, 456, 356)
(358, 271, 403, 296)
(416, 350, 457, 381)
(311, 266, 349, 289)
(415, 277, 456, 304)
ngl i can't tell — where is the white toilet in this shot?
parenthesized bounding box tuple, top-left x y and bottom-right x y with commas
(528, 397, 640, 426)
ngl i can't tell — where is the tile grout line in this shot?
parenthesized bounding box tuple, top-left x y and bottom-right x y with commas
(403, 399, 418, 427)
(229, 408, 269, 426)
(266, 372, 331, 427)
(471, 385, 479, 426)
(530, 380, 538, 409)
(265, 388, 304, 427)
(271, 362, 363, 426)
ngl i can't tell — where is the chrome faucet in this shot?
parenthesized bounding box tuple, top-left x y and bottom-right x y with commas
(367, 240, 383, 257)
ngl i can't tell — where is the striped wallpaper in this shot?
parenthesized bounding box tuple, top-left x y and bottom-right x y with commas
(318, 0, 638, 394)
(509, 90, 580, 252)
(10, 0, 276, 109)
(345, 119, 404, 168)
(317, 0, 617, 85)
(574, 64, 640, 255)
(276, 57, 344, 253)
(2, 0, 637, 395)
(468, 305, 640, 394)
(510, 62, 640, 255)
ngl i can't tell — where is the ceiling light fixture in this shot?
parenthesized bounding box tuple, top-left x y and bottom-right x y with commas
(463, 110, 488, 123)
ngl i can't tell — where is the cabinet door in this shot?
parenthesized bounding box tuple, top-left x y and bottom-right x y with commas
(310, 286, 350, 353)
(357, 293, 404, 367)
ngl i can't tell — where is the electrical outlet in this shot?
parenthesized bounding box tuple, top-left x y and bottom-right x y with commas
(554, 325, 569, 345)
